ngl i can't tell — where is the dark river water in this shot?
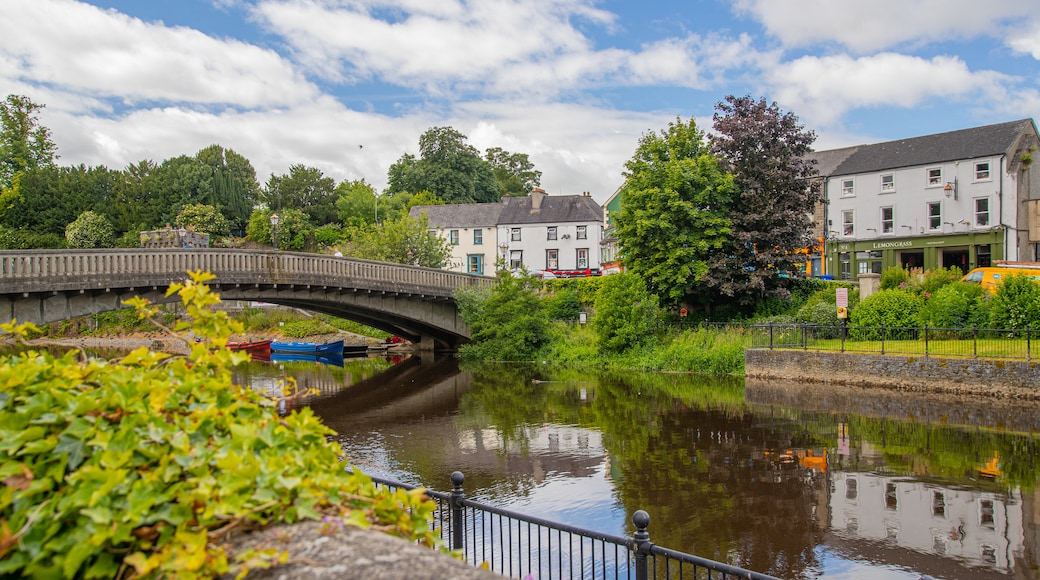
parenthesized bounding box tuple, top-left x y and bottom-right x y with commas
(231, 353, 1040, 579)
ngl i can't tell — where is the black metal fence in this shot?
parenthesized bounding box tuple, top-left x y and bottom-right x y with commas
(746, 322, 1040, 360)
(366, 470, 780, 580)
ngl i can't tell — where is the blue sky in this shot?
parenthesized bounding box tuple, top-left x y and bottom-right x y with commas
(3, 0, 1039, 202)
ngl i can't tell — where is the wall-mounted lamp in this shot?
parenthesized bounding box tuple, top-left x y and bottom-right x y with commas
(957, 219, 969, 225)
(944, 181, 957, 199)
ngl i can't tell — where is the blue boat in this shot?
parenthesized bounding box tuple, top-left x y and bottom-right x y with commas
(270, 339, 344, 355)
(270, 352, 344, 367)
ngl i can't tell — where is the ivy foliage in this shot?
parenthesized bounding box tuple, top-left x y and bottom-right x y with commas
(0, 271, 438, 579)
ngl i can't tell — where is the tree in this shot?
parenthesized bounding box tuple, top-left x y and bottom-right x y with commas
(194, 144, 261, 235)
(0, 94, 58, 190)
(0, 164, 119, 238)
(245, 207, 309, 251)
(485, 146, 541, 197)
(614, 117, 737, 307)
(385, 127, 501, 203)
(176, 203, 230, 237)
(65, 210, 115, 248)
(335, 179, 378, 228)
(261, 164, 337, 226)
(344, 213, 452, 267)
(709, 95, 819, 311)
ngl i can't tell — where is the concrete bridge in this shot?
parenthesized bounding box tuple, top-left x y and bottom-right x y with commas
(0, 249, 494, 351)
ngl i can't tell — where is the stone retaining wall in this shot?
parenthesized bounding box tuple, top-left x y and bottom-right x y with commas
(745, 349, 1040, 400)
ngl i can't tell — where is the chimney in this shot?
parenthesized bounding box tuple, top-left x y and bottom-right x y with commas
(531, 187, 546, 212)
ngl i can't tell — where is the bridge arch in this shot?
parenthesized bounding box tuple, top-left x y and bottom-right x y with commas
(0, 249, 493, 351)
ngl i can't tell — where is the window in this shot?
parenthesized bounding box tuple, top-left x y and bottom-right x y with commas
(509, 250, 522, 269)
(511, 228, 521, 242)
(927, 201, 942, 230)
(842, 210, 854, 236)
(576, 225, 587, 240)
(473, 229, 483, 245)
(467, 254, 484, 275)
(881, 207, 894, 234)
(841, 178, 854, 197)
(880, 174, 894, 192)
(577, 248, 589, 269)
(546, 249, 558, 269)
(547, 226, 557, 240)
(927, 167, 942, 186)
(975, 198, 990, 226)
(448, 229, 459, 245)
(975, 161, 991, 181)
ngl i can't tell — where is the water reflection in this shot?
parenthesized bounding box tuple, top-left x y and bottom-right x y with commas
(233, 359, 1040, 579)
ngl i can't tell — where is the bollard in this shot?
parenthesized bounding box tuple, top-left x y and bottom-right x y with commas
(450, 471, 465, 552)
(632, 510, 653, 580)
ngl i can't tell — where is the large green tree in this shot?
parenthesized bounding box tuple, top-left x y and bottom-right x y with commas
(708, 95, 819, 310)
(614, 118, 737, 307)
(485, 146, 541, 197)
(386, 127, 501, 203)
(0, 164, 119, 237)
(261, 164, 337, 226)
(194, 144, 260, 235)
(0, 94, 58, 190)
(344, 213, 451, 268)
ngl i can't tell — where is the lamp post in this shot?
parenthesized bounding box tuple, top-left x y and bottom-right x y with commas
(269, 213, 280, 250)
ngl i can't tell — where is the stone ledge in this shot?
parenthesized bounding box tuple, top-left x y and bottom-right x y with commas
(221, 521, 497, 580)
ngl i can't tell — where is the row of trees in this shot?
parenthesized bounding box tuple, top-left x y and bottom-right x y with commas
(615, 96, 819, 319)
(0, 95, 539, 263)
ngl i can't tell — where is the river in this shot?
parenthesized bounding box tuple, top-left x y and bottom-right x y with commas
(232, 353, 1040, 580)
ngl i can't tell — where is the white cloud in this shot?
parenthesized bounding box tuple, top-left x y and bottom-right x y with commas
(252, 0, 757, 98)
(1007, 22, 1040, 60)
(0, 0, 319, 109)
(734, 0, 1034, 53)
(765, 53, 1011, 127)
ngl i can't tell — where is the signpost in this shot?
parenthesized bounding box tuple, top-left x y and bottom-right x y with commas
(836, 288, 849, 346)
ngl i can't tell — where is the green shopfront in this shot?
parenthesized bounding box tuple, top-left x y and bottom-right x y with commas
(825, 229, 1005, 280)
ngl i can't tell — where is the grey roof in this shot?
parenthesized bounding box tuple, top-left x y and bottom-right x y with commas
(498, 195, 603, 225)
(805, 146, 861, 178)
(827, 119, 1037, 176)
(409, 203, 504, 228)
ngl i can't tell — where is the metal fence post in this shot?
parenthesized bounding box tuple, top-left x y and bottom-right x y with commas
(450, 471, 465, 552)
(924, 324, 929, 357)
(802, 324, 807, 350)
(973, 325, 978, 359)
(769, 323, 774, 350)
(1029, 325, 1032, 362)
(881, 324, 885, 355)
(632, 510, 653, 580)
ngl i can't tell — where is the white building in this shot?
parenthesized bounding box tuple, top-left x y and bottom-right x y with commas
(810, 119, 1040, 279)
(411, 188, 604, 276)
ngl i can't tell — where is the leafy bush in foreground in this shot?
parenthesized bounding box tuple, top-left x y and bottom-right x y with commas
(0, 271, 438, 579)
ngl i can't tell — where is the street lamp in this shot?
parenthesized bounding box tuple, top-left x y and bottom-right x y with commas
(269, 213, 280, 250)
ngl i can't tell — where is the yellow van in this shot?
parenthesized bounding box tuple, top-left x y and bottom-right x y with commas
(961, 263, 1040, 294)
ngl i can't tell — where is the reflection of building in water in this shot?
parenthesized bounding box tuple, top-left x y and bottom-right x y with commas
(456, 425, 605, 483)
(830, 471, 1025, 575)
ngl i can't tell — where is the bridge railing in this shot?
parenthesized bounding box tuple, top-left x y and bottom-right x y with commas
(0, 249, 492, 297)
(365, 470, 781, 580)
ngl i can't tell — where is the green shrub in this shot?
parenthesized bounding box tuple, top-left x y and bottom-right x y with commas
(543, 288, 582, 321)
(458, 272, 548, 361)
(849, 289, 923, 339)
(65, 210, 116, 248)
(0, 273, 438, 579)
(281, 318, 336, 338)
(880, 266, 910, 290)
(317, 315, 390, 339)
(312, 224, 344, 248)
(990, 273, 1040, 330)
(920, 266, 964, 296)
(592, 273, 661, 354)
(917, 282, 988, 332)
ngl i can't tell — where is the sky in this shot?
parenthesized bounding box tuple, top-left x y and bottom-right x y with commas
(3, 0, 1040, 204)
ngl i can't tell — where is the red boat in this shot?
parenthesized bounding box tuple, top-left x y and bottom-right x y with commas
(227, 339, 273, 353)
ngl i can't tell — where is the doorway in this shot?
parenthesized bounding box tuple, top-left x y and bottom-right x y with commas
(941, 248, 969, 274)
(899, 250, 924, 270)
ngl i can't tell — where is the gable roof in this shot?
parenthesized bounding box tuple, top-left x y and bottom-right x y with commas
(498, 195, 603, 225)
(827, 119, 1037, 177)
(805, 146, 861, 178)
(409, 203, 504, 228)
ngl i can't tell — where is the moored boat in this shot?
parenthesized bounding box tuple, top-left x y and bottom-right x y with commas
(227, 339, 272, 353)
(270, 339, 344, 355)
